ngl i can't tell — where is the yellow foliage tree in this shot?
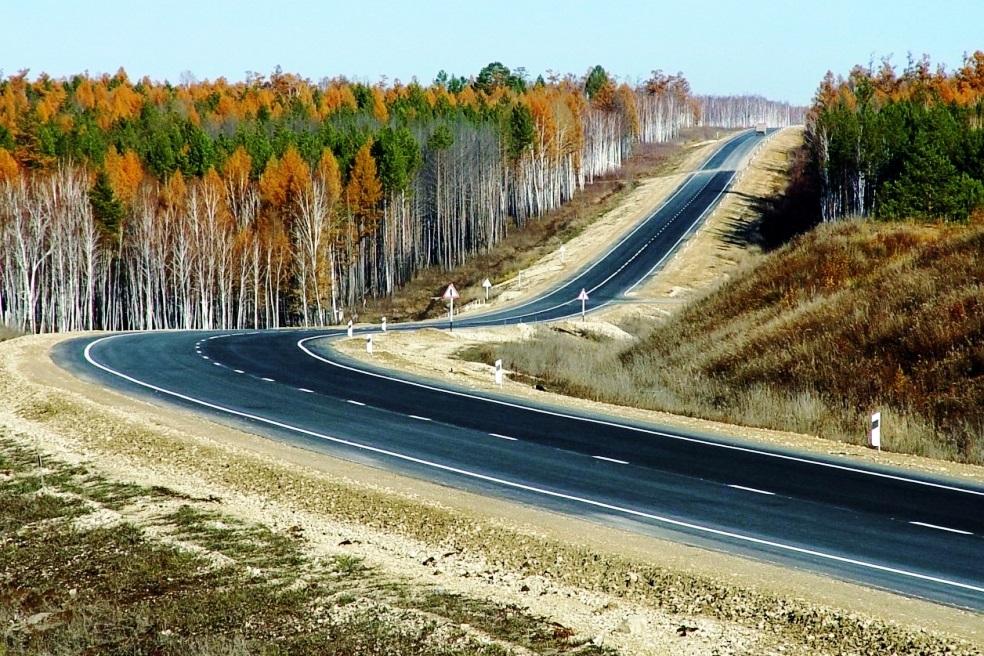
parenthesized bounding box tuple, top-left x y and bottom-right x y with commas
(344, 140, 382, 237)
(160, 170, 188, 213)
(0, 148, 20, 182)
(103, 146, 144, 205)
(316, 147, 342, 203)
(259, 145, 311, 213)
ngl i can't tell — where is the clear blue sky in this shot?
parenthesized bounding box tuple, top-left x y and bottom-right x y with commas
(3, 0, 983, 106)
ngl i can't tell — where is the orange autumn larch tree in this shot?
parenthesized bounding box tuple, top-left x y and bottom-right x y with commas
(344, 140, 382, 239)
(103, 146, 144, 206)
(0, 148, 19, 183)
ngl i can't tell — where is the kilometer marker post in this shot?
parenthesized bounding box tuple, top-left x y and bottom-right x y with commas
(577, 288, 589, 321)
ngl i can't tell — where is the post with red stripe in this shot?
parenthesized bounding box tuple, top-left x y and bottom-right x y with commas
(577, 288, 589, 321)
(443, 283, 460, 332)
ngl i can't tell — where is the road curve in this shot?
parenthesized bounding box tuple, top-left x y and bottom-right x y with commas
(54, 131, 984, 612)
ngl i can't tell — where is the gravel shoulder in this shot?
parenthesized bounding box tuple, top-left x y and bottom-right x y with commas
(3, 130, 981, 654)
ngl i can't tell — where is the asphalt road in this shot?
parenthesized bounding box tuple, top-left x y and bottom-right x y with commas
(54, 130, 984, 612)
(454, 129, 759, 325)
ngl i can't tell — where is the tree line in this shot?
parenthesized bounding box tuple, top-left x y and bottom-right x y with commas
(806, 52, 984, 223)
(0, 63, 784, 333)
(696, 94, 805, 129)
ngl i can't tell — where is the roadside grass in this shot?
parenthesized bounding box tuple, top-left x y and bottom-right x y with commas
(0, 436, 611, 655)
(407, 591, 611, 655)
(0, 325, 22, 343)
(468, 220, 984, 465)
(363, 128, 728, 323)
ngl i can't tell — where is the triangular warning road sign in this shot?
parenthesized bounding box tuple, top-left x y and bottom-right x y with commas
(577, 288, 589, 301)
(443, 283, 460, 299)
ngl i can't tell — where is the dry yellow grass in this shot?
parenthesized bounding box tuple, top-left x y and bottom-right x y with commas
(492, 220, 984, 465)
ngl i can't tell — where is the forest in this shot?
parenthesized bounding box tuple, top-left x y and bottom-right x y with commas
(0, 63, 796, 333)
(807, 51, 984, 223)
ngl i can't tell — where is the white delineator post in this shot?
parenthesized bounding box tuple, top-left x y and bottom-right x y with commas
(483, 278, 492, 302)
(560, 245, 566, 263)
(870, 411, 881, 451)
(366, 335, 373, 355)
(347, 319, 353, 338)
(494, 359, 503, 386)
(381, 316, 387, 332)
(577, 288, 589, 321)
(443, 283, 460, 332)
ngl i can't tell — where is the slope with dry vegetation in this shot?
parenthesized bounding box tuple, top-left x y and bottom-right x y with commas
(485, 220, 984, 465)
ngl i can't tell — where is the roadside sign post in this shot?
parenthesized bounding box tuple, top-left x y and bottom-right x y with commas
(494, 359, 503, 386)
(347, 320, 353, 338)
(443, 283, 460, 332)
(870, 412, 881, 451)
(381, 317, 387, 332)
(560, 245, 566, 264)
(577, 288, 589, 321)
(482, 278, 492, 302)
(518, 270, 523, 289)
(366, 335, 373, 355)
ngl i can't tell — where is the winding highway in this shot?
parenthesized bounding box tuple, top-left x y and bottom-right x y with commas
(54, 130, 984, 612)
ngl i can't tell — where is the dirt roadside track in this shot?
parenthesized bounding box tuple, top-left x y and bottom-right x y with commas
(3, 130, 981, 654)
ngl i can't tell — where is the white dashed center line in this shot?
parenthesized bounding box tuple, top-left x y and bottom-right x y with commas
(728, 484, 775, 496)
(489, 433, 518, 441)
(910, 521, 973, 535)
(298, 388, 314, 394)
(409, 415, 432, 422)
(593, 455, 629, 465)
(346, 400, 365, 406)
(233, 369, 244, 374)
(260, 377, 274, 382)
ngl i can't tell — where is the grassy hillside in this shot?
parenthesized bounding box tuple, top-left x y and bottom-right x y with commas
(486, 220, 984, 464)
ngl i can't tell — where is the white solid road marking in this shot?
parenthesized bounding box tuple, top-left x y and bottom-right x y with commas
(729, 484, 775, 496)
(346, 400, 366, 406)
(409, 415, 432, 422)
(82, 334, 984, 597)
(298, 388, 314, 394)
(489, 433, 518, 441)
(260, 377, 274, 382)
(910, 521, 973, 536)
(593, 455, 629, 465)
